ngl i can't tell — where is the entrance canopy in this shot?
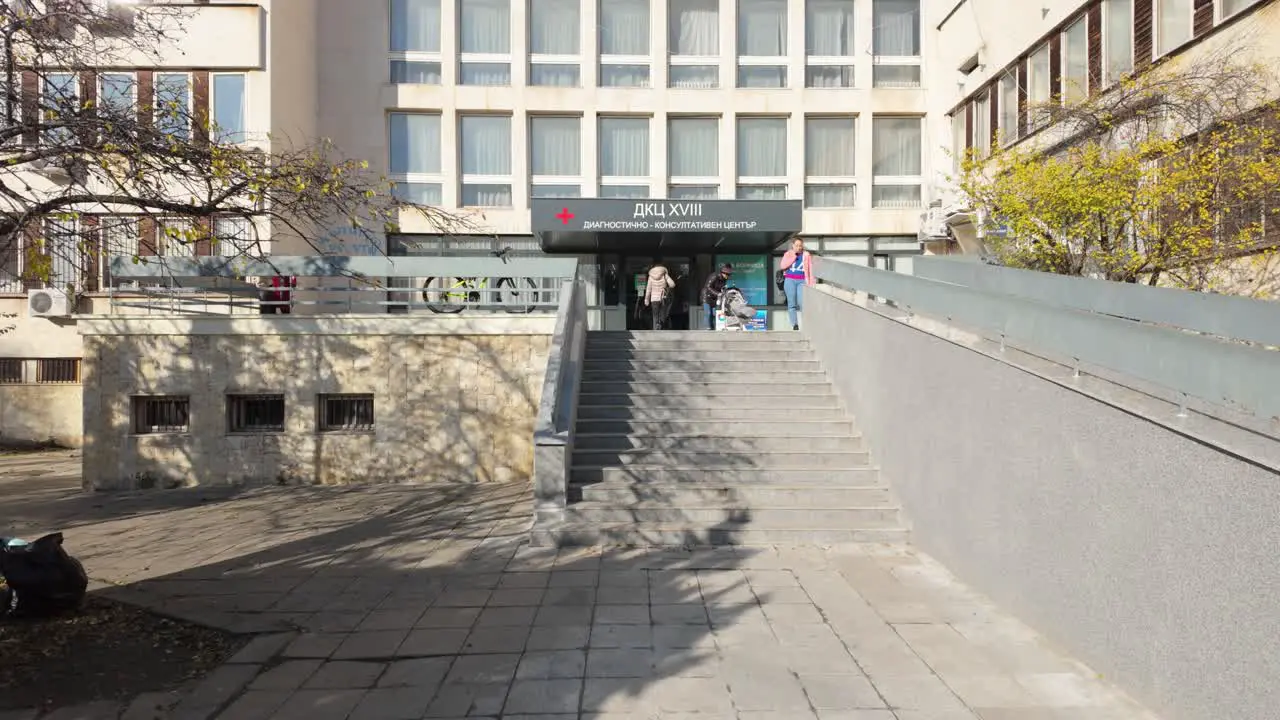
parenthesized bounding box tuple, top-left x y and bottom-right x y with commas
(531, 198, 802, 254)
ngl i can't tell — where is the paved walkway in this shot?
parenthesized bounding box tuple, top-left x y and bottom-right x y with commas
(1, 452, 1157, 720)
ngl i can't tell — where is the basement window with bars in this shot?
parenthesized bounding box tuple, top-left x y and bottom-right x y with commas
(0, 359, 23, 384)
(319, 394, 376, 432)
(36, 359, 80, 384)
(132, 396, 191, 434)
(227, 394, 285, 433)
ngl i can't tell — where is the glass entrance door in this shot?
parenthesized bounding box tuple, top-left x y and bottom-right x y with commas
(624, 256, 694, 330)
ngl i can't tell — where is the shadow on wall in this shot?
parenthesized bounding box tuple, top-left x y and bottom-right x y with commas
(80, 328, 551, 491)
(0, 385, 83, 449)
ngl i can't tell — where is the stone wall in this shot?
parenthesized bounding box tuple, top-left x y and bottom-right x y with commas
(0, 385, 82, 448)
(79, 316, 553, 490)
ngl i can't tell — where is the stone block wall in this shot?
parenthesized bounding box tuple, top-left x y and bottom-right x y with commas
(80, 318, 552, 490)
(0, 385, 82, 448)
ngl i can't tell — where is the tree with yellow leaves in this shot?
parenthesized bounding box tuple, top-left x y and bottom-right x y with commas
(958, 55, 1280, 296)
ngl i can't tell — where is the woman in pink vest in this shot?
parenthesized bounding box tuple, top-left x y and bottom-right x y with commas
(779, 238, 814, 331)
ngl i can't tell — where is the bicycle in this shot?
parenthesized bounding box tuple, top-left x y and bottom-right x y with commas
(422, 246, 540, 314)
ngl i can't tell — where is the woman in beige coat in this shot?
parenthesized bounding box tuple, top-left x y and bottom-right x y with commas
(644, 259, 677, 330)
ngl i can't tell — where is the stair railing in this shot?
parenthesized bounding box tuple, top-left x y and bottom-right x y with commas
(533, 264, 587, 529)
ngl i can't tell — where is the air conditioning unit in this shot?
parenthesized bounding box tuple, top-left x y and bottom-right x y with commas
(28, 288, 71, 318)
(917, 206, 952, 243)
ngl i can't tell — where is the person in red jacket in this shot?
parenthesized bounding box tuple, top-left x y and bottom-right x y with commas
(260, 275, 296, 314)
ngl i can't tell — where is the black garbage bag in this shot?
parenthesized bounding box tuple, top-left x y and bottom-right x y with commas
(0, 532, 89, 619)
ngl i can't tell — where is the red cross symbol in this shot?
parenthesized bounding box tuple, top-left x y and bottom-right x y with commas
(555, 208, 575, 225)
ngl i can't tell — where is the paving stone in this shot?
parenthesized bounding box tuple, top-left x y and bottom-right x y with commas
(397, 628, 469, 656)
(304, 661, 386, 689)
(542, 587, 596, 606)
(598, 571, 648, 588)
(434, 589, 492, 607)
(595, 587, 641, 605)
(349, 686, 437, 720)
(650, 603, 709, 625)
(503, 679, 583, 714)
(120, 691, 183, 720)
(250, 659, 323, 691)
(739, 712, 819, 720)
(580, 678, 653, 713)
(516, 650, 588, 679)
(358, 608, 427, 631)
(534, 603, 594, 626)
(476, 606, 537, 627)
(549, 570, 598, 588)
(589, 624, 652, 649)
(424, 682, 509, 717)
(270, 689, 367, 720)
(762, 602, 826, 626)
(307, 611, 369, 633)
(445, 653, 522, 684)
(0, 709, 38, 720)
(488, 588, 546, 607)
(213, 690, 291, 720)
(228, 633, 297, 664)
(726, 669, 811, 711)
(462, 625, 531, 653)
(172, 663, 261, 717)
(593, 604, 648, 625)
(378, 657, 453, 688)
(652, 624, 717, 650)
(40, 701, 121, 720)
(332, 629, 410, 660)
(815, 711, 898, 720)
(417, 607, 482, 628)
(865, 673, 969, 711)
(649, 676, 734, 713)
(586, 648, 656, 677)
(799, 674, 886, 709)
(526, 624, 590, 651)
(499, 572, 551, 589)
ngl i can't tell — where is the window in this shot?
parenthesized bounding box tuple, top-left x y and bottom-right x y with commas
(132, 396, 190, 434)
(1104, 0, 1133, 85)
(0, 359, 22, 384)
(212, 74, 247, 142)
(213, 217, 255, 256)
(736, 117, 786, 199)
(530, 0, 580, 86)
(41, 73, 78, 144)
(806, 0, 855, 88)
(1028, 43, 1050, 128)
(1063, 16, 1088, 103)
(804, 116, 856, 208)
(36, 359, 80, 384)
(972, 92, 990, 158)
(1222, 0, 1260, 17)
(668, 117, 719, 197)
(599, 116, 650, 197)
(99, 73, 135, 118)
(950, 111, 966, 172)
(871, 116, 923, 208)
(599, 0, 650, 87)
(319, 394, 375, 432)
(669, 0, 719, 88)
(1157, 0, 1192, 56)
(459, 0, 511, 85)
(228, 394, 285, 433)
(390, 0, 442, 83)
(737, 0, 787, 88)
(460, 115, 512, 206)
(154, 73, 190, 140)
(871, 0, 920, 88)
(530, 116, 582, 198)
(158, 218, 197, 257)
(999, 71, 1019, 144)
(42, 218, 86, 291)
(101, 217, 140, 288)
(389, 113, 443, 205)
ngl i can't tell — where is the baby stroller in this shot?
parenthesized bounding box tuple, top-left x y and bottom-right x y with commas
(717, 286, 756, 331)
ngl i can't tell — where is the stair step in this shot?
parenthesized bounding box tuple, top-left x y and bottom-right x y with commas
(574, 482, 893, 507)
(573, 434, 863, 452)
(589, 332, 803, 342)
(579, 382, 836, 395)
(558, 504, 901, 527)
(576, 406, 850, 421)
(584, 360, 822, 372)
(573, 419, 855, 435)
(571, 450, 870, 469)
(577, 394, 840, 409)
(531, 523, 911, 547)
(585, 350, 815, 361)
(569, 466, 881, 485)
(580, 370, 829, 382)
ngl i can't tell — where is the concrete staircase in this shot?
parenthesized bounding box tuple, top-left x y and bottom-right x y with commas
(539, 330, 909, 546)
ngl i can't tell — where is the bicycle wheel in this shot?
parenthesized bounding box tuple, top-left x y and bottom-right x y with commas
(422, 277, 469, 314)
(496, 276, 539, 314)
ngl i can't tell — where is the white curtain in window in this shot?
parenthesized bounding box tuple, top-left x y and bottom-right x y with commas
(600, 65, 651, 86)
(805, 185, 855, 206)
(1105, 0, 1133, 83)
(461, 115, 511, 175)
(390, 0, 441, 52)
(1029, 44, 1049, 102)
(872, 0, 919, 56)
(530, 65, 579, 86)
(737, 118, 786, 177)
(872, 117, 922, 176)
(972, 95, 990, 155)
(669, 185, 719, 199)
(805, 117, 855, 176)
(668, 118, 718, 177)
(531, 117, 581, 176)
(951, 112, 965, 168)
(212, 74, 246, 141)
(1222, 0, 1256, 15)
(601, 0, 649, 54)
(806, 0, 854, 55)
(670, 0, 718, 55)
(738, 185, 786, 200)
(531, 0, 580, 53)
(599, 117, 649, 176)
(462, 184, 513, 206)
(460, 0, 510, 53)
(738, 0, 785, 55)
(1158, 0, 1191, 55)
(1064, 17, 1087, 102)
(389, 113, 441, 174)
(669, 66, 718, 87)
(459, 63, 510, 84)
(999, 73, 1019, 138)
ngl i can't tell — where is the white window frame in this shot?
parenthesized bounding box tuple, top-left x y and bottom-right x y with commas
(390, 52, 444, 82)
(950, 111, 966, 171)
(157, 217, 197, 257)
(213, 216, 256, 256)
(737, 0, 788, 87)
(598, 117, 652, 195)
(529, 0, 581, 86)
(529, 115, 584, 198)
(871, 116, 924, 210)
(1219, 0, 1260, 21)
(153, 71, 193, 138)
(736, 116, 787, 194)
(972, 92, 990, 158)
(804, 115, 857, 208)
(40, 72, 80, 145)
(667, 116, 720, 193)
(458, 0, 513, 83)
(97, 72, 136, 113)
(804, 0, 855, 87)
(41, 216, 85, 291)
(667, 0, 719, 88)
(388, 112, 444, 204)
(1155, 0, 1194, 58)
(998, 70, 1019, 145)
(598, 0, 651, 87)
(1062, 16, 1088, 103)
(209, 72, 249, 144)
(459, 114, 513, 207)
(1102, 0, 1134, 87)
(99, 216, 140, 290)
(1027, 42, 1051, 129)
